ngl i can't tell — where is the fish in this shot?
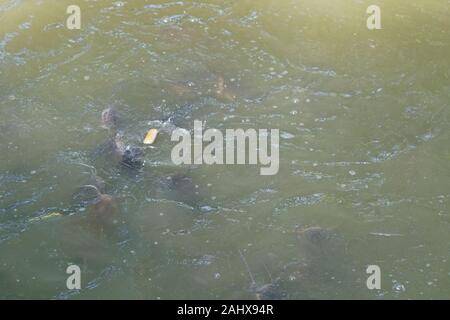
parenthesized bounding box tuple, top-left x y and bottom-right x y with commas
(101, 108, 119, 130)
(80, 185, 121, 238)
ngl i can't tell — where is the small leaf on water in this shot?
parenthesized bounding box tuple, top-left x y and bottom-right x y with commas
(143, 128, 158, 145)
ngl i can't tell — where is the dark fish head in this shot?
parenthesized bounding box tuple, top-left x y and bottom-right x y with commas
(122, 145, 144, 168)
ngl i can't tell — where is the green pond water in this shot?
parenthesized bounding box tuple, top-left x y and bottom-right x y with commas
(1, 0, 450, 299)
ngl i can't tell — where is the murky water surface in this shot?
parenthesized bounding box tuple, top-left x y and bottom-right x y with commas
(1, 0, 450, 299)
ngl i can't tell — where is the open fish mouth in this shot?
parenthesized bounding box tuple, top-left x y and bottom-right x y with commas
(101, 108, 119, 130)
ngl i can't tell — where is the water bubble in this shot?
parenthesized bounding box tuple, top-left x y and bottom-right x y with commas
(281, 132, 295, 139)
(200, 206, 214, 212)
(19, 22, 32, 30)
(392, 282, 406, 292)
(214, 273, 221, 280)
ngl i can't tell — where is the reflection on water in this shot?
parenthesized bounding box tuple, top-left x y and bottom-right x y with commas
(1, 0, 450, 299)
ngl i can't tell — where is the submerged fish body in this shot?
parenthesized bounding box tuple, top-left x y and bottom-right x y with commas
(297, 226, 335, 246)
(72, 183, 125, 240)
(86, 193, 121, 237)
(164, 173, 201, 208)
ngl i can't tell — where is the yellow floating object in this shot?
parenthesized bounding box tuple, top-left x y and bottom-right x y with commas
(29, 212, 62, 222)
(143, 128, 158, 145)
